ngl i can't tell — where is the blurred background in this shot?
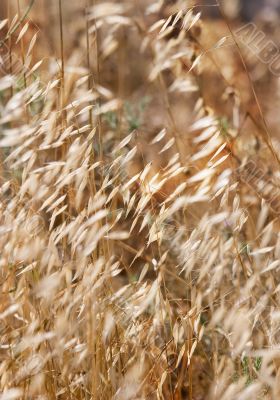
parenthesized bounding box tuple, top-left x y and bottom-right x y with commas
(1, 1, 280, 55)
(201, 0, 280, 21)
(1, 0, 280, 139)
(1, 1, 280, 20)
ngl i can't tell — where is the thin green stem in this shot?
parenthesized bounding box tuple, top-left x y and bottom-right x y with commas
(0, 0, 36, 48)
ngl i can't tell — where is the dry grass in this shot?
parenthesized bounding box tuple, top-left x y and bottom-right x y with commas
(1, 1, 280, 399)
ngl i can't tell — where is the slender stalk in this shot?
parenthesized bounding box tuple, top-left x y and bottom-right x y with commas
(17, 0, 27, 89)
(216, 0, 280, 168)
(92, 0, 103, 163)
(86, 0, 93, 129)
(0, 0, 36, 48)
(58, 0, 65, 111)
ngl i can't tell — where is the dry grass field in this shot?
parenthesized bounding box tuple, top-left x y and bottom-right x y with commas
(1, 1, 280, 399)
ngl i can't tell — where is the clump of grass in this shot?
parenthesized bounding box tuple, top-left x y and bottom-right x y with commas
(1, 1, 280, 399)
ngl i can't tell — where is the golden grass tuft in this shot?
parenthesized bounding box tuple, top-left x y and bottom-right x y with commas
(1, 1, 280, 399)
